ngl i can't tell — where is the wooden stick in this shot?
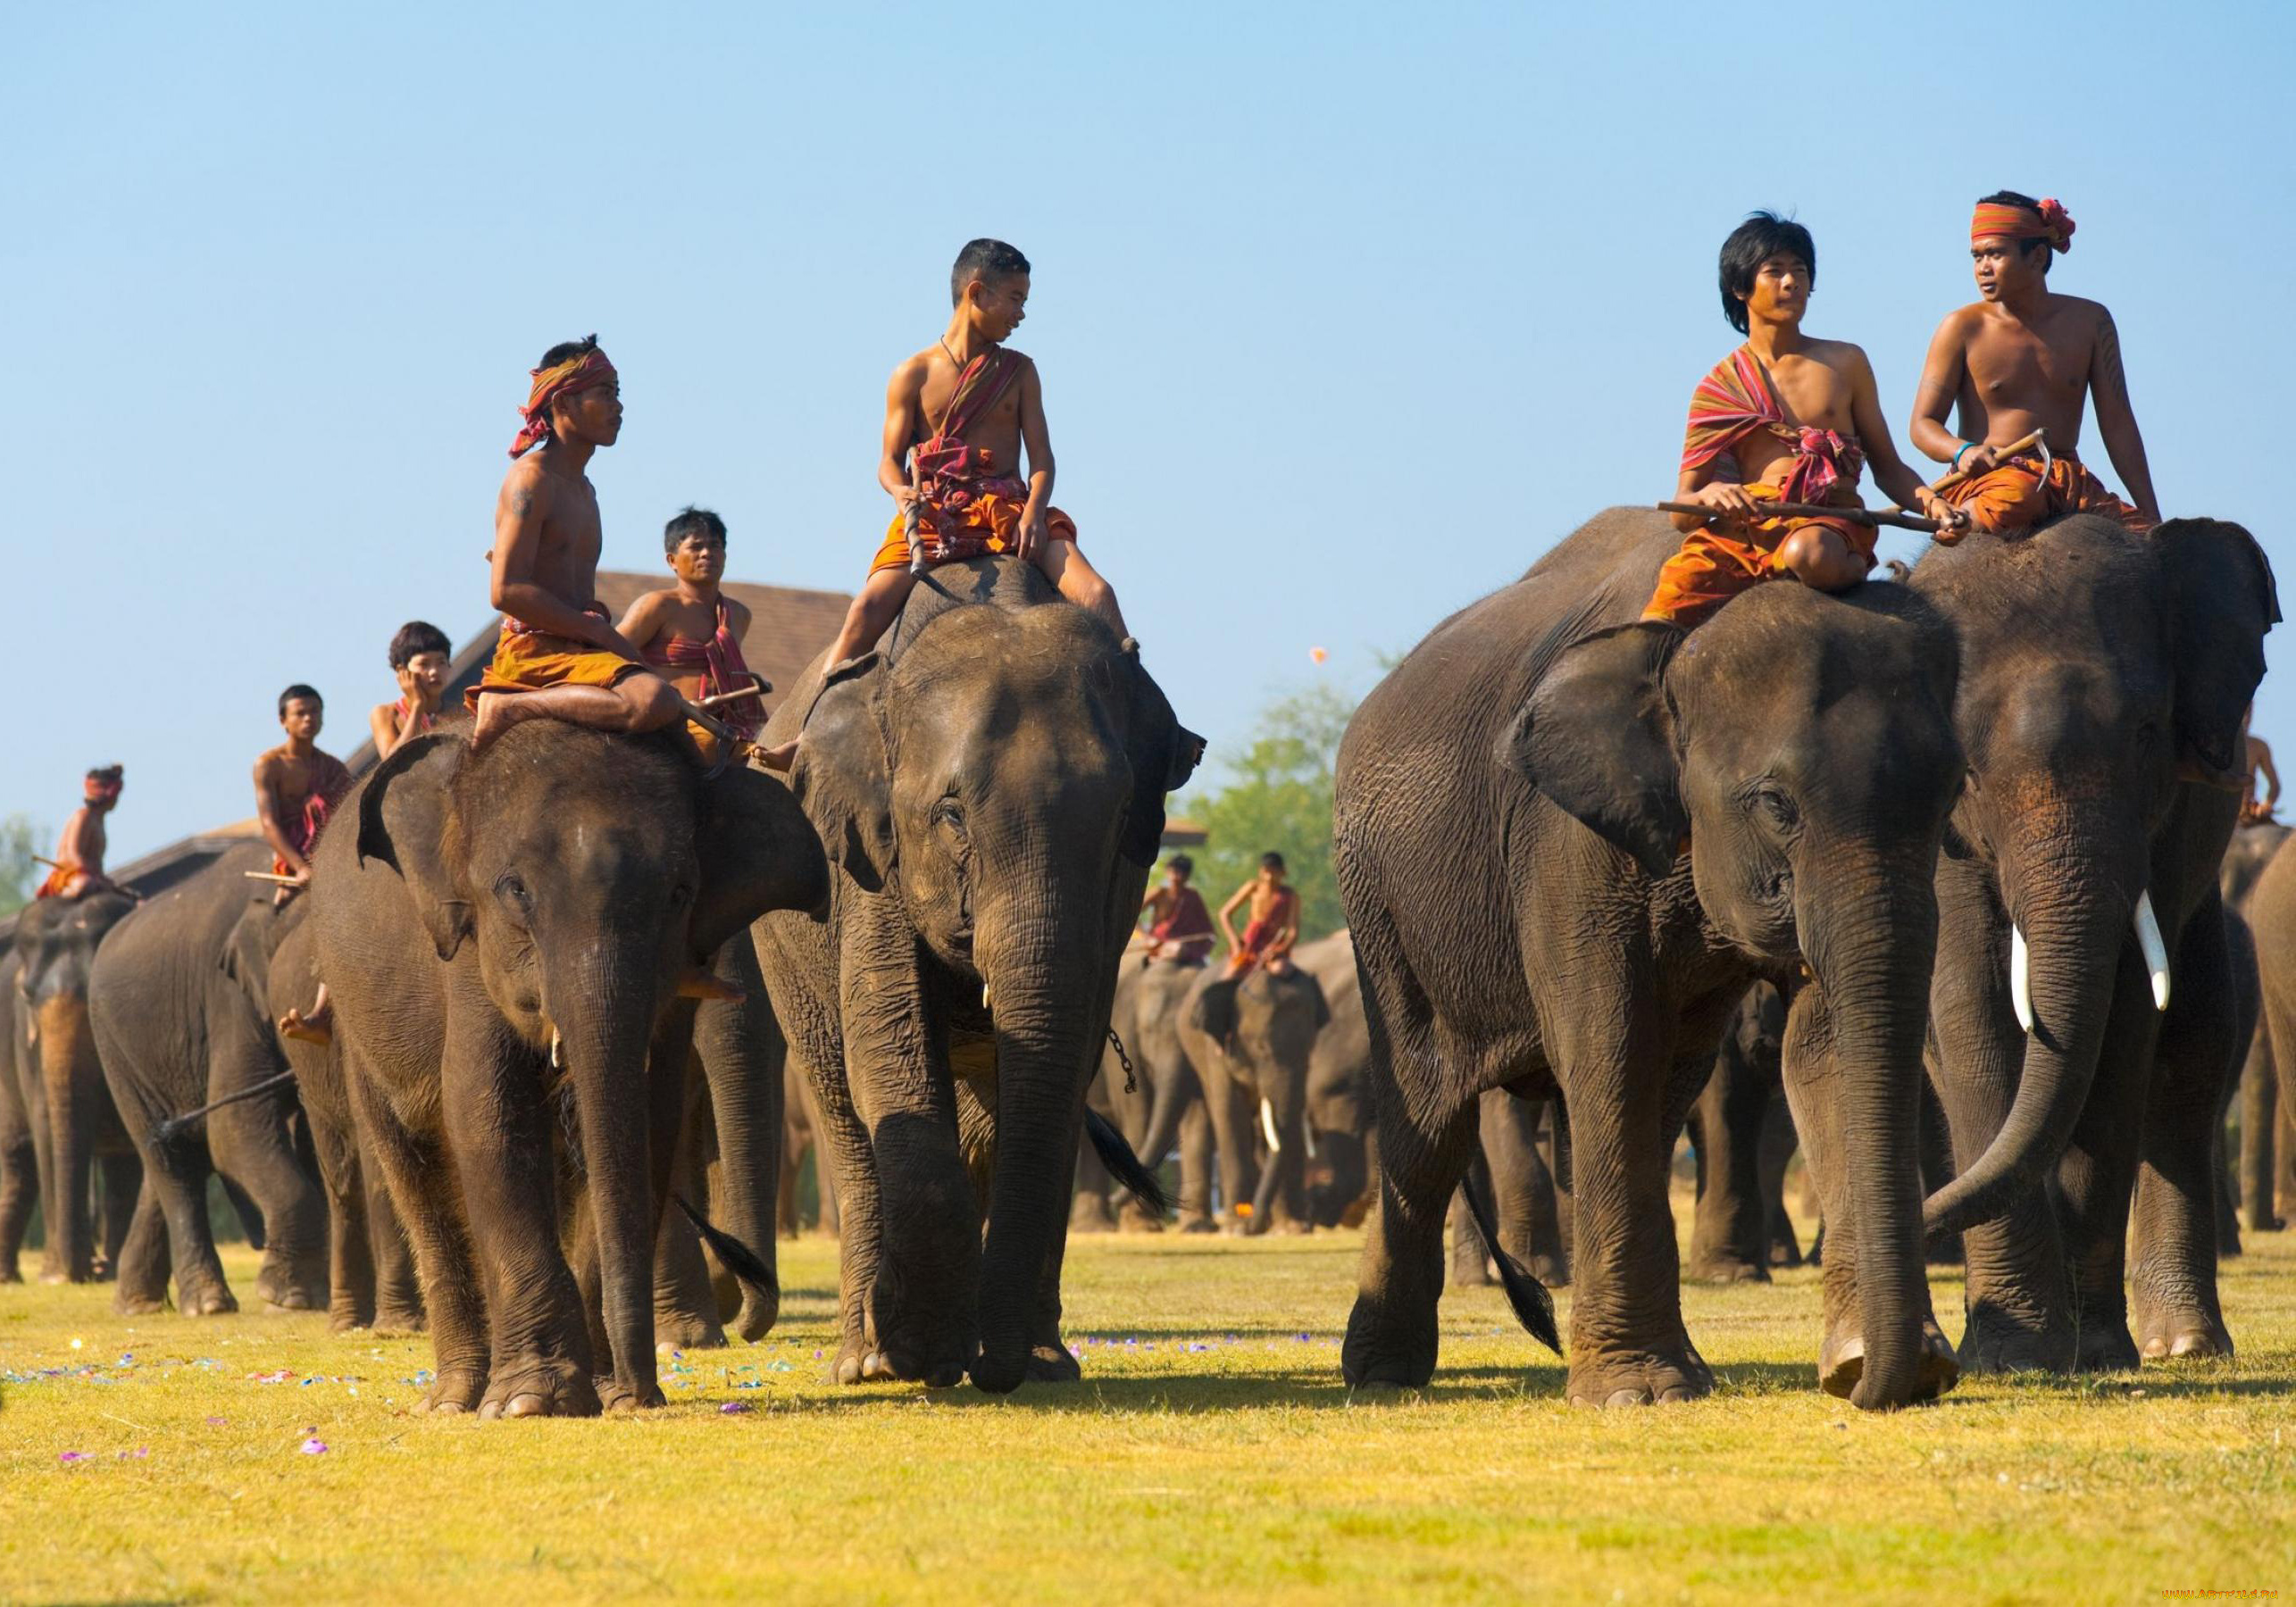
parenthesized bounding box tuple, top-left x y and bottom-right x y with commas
(34, 854, 65, 870)
(244, 870, 302, 886)
(697, 680, 768, 710)
(1657, 501, 1942, 533)
(1931, 428, 2046, 494)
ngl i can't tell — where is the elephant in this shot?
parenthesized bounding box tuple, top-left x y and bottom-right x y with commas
(1293, 931, 1377, 1228)
(313, 723, 824, 1416)
(1179, 960, 1332, 1233)
(1448, 1089, 1572, 1290)
(1908, 516, 2276, 1373)
(2220, 821, 2290, 1234)
(2247, 836, 2296, 1256)
(778, 1054, 841, 1237)
(263, 911, 423, 1334)
(1332, 507, 1966, 1410)
(757, 555, 1197, 1395)
(89, 846, 327, 1315)
(0, 950, 36, 1281)
(13, 890, 147, 1286)
(1073, 955, 1215, 1234)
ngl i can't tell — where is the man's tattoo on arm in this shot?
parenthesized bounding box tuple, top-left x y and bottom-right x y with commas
(507, 484, 538, 518)
(2094, 315, 2130, 404)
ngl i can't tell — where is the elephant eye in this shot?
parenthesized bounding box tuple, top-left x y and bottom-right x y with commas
(1744, 782, 1799, 833)
(931, 800, 967, 840)
(493, 872, 534, 917)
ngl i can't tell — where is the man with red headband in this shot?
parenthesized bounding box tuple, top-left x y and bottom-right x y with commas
(33, 766, 123, 900)
(1911, 191, 2158, 535)
(465, 336, 688, 754)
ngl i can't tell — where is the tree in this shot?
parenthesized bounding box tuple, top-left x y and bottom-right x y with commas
(1179, 684, 1355, 942)
(0, 814, 41, 919)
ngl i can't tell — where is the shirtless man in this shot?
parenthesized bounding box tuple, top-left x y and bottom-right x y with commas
(1219, 853, 1301, 979)
(1649, 212, 1959, 630)
(33, 766, 123, 900)
(255, 685, 352, 900)
(369, 620, 452, 759)
(465, 336, 685, 753)
(616, 506, 767, 744)
(767, 240, 1128, 770)
(1137, 853, 1216, 965)
(1911, 193, 2158, 535)
(2244, 727, 2281, 827)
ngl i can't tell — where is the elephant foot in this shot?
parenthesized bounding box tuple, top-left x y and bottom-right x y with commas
(1340, 1295, 1438, 1391)
(373, 1306, 427, 1336)
(1068, 1195, 1118, 1234)
(1177, 1214, 1219, 1235)
(2135, 1303, 2232, 1362)
(597, 1377, 667, 1414)
(419, 1365, 488, 1415)
(1117, 1202, 1167, 1234)
(478, 1356, 601, 1419)
(327, 1310, 373, 1336)
(181, 1286, 238, 1317)
(1025, 1342, 1083, 1383)
(263, 1291, 319, 1315)
(113, 1291, 166, 1317)
(654, 1309, 728, 1351)
(1818, 1320, 1959, 1403)
(2073, 1321, 2142, 1374)
(1686, 1254, 1769, 1285)
(1566, 1345, 1714, 1408)
(1449, 1248, 1493, 1288)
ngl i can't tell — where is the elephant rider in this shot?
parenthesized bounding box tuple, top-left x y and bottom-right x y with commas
(465, 337, 702, 762)
(255, 685, 352, 903)
(33, 765, 124, 900)
(1649, 212, 1959, 630)
(1138, 853, 1217, 965)
(758, 238, 1130, 769)
(615, 506, 768, 750)
(1219, 853, 1301, 979)
(369, 620, 452, 760)
(2244, 720, 2281, 827)
(1911, 192, 2159, 537)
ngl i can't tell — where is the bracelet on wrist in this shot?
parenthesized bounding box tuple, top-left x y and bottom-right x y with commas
(1950, 441, 1975, 470)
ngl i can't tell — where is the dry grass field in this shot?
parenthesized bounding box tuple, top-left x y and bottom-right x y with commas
(4, 1203, 2294, 1605)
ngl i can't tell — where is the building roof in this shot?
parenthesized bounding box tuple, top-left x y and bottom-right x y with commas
(5, 572, 850, 937)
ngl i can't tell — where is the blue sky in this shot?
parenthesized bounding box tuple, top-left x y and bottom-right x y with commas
(6, 2, 2292, 860)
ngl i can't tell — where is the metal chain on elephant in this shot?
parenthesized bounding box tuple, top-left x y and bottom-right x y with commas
(1106, 1027, 1137, 1095)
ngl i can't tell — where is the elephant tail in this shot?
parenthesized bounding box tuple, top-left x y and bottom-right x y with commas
(674, 1194, 779, 1310)
(150, 1069, 299, 1149)
(1085, 1107, 1170, 1216)
(1459, 1170, 1561, 1357)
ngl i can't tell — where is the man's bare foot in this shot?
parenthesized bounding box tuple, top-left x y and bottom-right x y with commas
(756, 739, 798, 772)
(279, 1009, 331, 1047)
(468, 692, 517, 753)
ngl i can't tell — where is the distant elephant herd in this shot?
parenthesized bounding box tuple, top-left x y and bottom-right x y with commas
(5, 510, 2292, 1417)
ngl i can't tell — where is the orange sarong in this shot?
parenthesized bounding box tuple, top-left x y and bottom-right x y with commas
(33, 861, 80, 900)
(871, 502, 1079, 576)
(1938, 448, 2150, 537)
(1642, 482, 1875, 630)
(464, 623, 645, 710)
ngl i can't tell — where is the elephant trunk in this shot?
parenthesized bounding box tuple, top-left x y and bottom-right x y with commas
(1802, 854, 1937, 1410)
(1923, 825, 2137, 1238)
(971, 895, 1106, 1395)
(38, 996, 95, 1282)
(1247, 1054, 1309, 1228)
(551, 947, 665, 1407)
(1126, 1047, 1194, 1205)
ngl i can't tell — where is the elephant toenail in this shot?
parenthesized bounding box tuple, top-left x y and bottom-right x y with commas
(1604, 1387, 1649, 1408)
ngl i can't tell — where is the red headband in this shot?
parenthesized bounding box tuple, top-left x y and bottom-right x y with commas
(1971, 197, 2075, 254)
(509, 347, 617, 459)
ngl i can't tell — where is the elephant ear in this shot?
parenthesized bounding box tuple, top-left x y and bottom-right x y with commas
(1119, 648, 1202, 870)
(1503, 620, 1687, 879)
(789, 653, 894, 895)
(1190, 975, 1241, 1043)
(1301, 968, 1332, 1033)
(689, 765, 832, 957)
(355, 732, 472, 962)
(2156, 518, 2280, 787)
(217, 899, 287, 1010)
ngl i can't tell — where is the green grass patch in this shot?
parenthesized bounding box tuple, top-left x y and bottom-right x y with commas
(4, 1205, 2294, 1603)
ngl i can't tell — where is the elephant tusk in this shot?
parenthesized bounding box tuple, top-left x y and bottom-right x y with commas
(2009, 923, 2034, 1035)
(1303, 1122, 1318, 1160)
(1259, 1096, 1282, 1154)
(550, 1028, 564, 1070)
(2133, 890, 2171, 1012)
